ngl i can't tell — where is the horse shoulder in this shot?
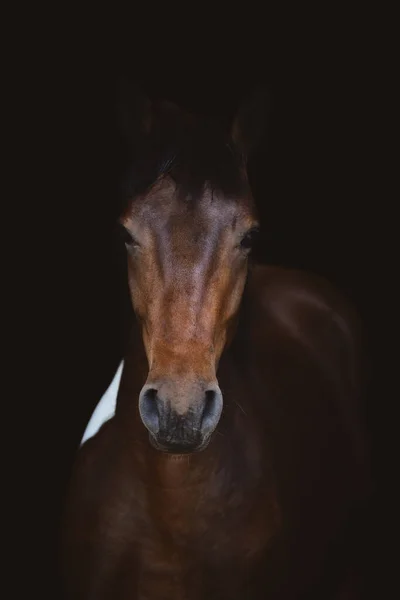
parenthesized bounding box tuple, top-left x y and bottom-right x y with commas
(248, 264, 367, 395)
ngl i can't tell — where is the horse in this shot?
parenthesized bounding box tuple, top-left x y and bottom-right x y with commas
(61, 85, 371, 599)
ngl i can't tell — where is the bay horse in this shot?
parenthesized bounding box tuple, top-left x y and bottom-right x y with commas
(61, 85, 371, 599)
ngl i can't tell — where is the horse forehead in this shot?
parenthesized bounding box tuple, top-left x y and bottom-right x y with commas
(133, 178, 249, 228)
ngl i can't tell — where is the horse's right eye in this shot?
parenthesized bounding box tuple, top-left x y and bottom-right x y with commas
(117, 224, 137, 247)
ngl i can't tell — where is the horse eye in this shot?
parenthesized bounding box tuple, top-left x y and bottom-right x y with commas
(117, 224, 137, 247)
(240, 227, 260, 250)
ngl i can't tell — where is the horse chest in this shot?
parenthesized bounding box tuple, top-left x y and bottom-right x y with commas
(130, 464, 280, 599)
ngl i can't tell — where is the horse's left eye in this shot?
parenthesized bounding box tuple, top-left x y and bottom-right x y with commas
(240, 227, 260, 250)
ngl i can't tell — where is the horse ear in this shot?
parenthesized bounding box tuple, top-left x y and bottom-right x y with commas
(231, 88, 270, 159)
(116, 78, 152, 144)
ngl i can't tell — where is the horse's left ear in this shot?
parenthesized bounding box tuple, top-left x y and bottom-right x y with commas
(231, 88, 270, 159)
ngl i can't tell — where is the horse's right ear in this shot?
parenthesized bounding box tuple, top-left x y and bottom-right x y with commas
(231, 88, 270, 160)
(116, 78, 152, 144)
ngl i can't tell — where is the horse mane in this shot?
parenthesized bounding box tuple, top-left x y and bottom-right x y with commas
(120, 111, 247, 205)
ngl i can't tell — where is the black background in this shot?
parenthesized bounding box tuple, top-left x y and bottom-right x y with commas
(13, 8, 390, 598)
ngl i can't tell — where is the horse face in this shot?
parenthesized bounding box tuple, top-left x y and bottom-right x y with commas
(120, 177, 258, 452)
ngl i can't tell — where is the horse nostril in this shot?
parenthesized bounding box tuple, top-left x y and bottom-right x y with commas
(139, 386, 160, 435)
(201, 387, 223, 435)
